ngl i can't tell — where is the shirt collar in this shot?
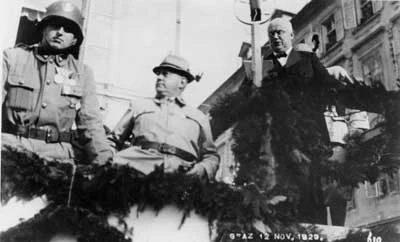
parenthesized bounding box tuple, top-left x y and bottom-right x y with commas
(153, 96, 186, 107)
(34, 45, 70, 66)
(273, 47, 292, 58)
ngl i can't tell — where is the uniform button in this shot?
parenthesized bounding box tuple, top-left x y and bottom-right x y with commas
(69, 103, 76, 108)
(41, 103, 47, 108)
(46, 79, 51, 85)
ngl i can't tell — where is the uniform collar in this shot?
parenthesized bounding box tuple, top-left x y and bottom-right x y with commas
(34, 45, 71, 66)
(154, 96, 186, 107)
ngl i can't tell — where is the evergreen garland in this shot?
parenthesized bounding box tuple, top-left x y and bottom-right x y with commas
(0, 205, 130, 242)
(1, 146, 300, 242)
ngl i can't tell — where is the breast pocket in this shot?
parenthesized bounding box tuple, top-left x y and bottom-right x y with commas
(6, 75, 38, 111)
(61, 83, 83, 110)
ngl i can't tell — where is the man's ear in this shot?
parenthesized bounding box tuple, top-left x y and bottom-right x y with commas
(71, 37, 78, 46)
(179, 77, 188, 90)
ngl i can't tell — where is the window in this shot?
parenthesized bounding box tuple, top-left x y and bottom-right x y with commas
(361, 54, 384, 87)
(358, 0, 383, 25)
(359, 0, 373, 24)
(341, 0, 383, 29)
(321, 10, 344, 52)
(379, 170, 400, 196)
(322, 15, 337, 51)
(364, 170, 400, 199)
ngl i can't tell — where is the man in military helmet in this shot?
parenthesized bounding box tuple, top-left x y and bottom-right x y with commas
(109, 54, 220, 181)
(2, 1, 112, 164)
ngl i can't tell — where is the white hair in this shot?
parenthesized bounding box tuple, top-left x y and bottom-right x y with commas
(268, 18, 294, 35)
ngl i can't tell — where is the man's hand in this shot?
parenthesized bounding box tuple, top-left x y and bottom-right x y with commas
(327, 66, 354, 85)
(186, 164, 208, 183)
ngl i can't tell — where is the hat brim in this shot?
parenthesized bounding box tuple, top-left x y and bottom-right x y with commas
(153, 65, 195, 82)
(37, 16, 83, 46)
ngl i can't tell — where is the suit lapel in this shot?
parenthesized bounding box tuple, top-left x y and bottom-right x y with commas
(265, 54, 283, 69)
(285, 50, 301, 68)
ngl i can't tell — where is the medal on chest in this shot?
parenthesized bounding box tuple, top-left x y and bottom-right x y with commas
(54, 67, 77, 85)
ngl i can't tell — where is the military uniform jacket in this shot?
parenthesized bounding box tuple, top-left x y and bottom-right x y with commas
(109, 97, 220, 179)
(2, 45, 112, 163)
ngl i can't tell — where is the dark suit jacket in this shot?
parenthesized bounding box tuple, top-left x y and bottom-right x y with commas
(263, 50, 339, 144)
(263, 50, 340, 224)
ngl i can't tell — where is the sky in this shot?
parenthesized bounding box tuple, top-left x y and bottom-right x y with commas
(108, 0, 311, 107)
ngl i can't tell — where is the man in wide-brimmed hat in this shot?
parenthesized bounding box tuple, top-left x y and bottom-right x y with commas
(2, 1, 112, 164)
(109, 54, 220, 181)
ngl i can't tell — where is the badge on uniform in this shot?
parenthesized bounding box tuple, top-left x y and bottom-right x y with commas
(54, 67, 77, 85)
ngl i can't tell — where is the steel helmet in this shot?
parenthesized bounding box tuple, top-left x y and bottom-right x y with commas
(37, 1, 84, 46)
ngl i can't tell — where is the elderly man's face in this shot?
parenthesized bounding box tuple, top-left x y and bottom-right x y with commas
(155, 69, 187, 98)
(42, 24, 77, 50)
(268, 20, 294, 54)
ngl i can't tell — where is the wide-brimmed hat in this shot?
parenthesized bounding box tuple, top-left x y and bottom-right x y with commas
(37, 1, 84, 47)
(153, 54, 195, 82)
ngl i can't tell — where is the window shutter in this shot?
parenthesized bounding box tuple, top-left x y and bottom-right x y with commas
(342, 0, 357, 29)
(321, 25, 328, 53)
(335, 10, 345, 41)
(372, 0, 383, 13)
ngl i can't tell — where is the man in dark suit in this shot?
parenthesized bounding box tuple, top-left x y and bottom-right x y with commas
(264, 17, 354, 145)
(262, 17, 356, 225)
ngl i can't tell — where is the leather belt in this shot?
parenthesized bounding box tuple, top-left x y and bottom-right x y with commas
(3, 125, 75, 143)
(134, 140, 197, 162)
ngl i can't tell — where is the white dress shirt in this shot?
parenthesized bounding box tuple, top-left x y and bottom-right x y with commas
(273, 47, 292, 67)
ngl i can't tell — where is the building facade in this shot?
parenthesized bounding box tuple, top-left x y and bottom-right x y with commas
(291, 0, 400, 229)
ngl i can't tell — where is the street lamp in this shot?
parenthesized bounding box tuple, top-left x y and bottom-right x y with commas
(234, 0, 271, 87)
(175, 0, 181, 55)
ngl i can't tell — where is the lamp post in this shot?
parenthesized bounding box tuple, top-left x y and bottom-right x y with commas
(234, 0, 271, 87)
(175, 0, 181, 56)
